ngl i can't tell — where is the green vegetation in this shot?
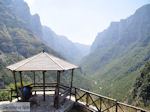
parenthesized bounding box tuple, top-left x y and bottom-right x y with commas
(128, 61, 150, 109)
(81, 4, 150, 103)
(0, 0, 90, 97)
(0, 0, 150, 111)
(0, 0, 60, 86)
(0, 90, 10, 101)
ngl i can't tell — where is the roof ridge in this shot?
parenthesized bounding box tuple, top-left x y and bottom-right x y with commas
(15, 52, 43, 71)
(44, 53, 64, 70)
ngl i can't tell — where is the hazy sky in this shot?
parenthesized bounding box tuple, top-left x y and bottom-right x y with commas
(24, 0, 150, 45)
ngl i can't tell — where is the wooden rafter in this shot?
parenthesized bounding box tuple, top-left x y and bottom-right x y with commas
(88, 94, 100, 111)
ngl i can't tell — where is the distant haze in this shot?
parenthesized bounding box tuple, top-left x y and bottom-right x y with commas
(24, 0, 150, 45)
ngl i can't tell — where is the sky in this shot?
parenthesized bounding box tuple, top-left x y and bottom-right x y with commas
(24, 0, 150, 45)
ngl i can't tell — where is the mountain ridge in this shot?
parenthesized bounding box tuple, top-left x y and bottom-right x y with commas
(4, 0, 88, 64)
(0, 0, 89, 89)
(41, 26, 89, 64)
(81, 4, 150, 101)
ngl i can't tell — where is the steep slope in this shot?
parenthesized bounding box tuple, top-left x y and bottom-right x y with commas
(0, 0, 56, 55)
(128, 61, 150, 109)
(41, 26, 89, 64)
(8, 0, 90, 64)
(10, 0, 90, 64)
(74, 42, 89, 56)
(0, 0, 60, 85)
(0, 0, 90, 91)
(81, 4, 150, 100)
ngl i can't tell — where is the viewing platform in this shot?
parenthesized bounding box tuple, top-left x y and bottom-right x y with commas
(0, 83, 148, 112)
(0, 51, 149, 112)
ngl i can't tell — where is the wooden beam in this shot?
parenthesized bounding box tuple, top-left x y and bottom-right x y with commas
(19, 71, 24, 101)
(86, 92, 89, 106)
(76, 92, 87, 102)
(43, 71, 46, 101)
(33, 71, 36, 95)
(57, 71, 60, 108)
(99, 97, 102, 112)
(54, 71, 61, 109)
(19, 71, 23, 88)
(12, 71, 18, 99)
(73, 86, 147, 112)
(88, 94, 100, 111)
(33, 72, 36, 86)
(75, 88, 77, 102)
(116, 100, 118, 112)
(70, 69, 74, 99)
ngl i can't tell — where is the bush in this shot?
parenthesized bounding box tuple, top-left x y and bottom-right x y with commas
(0, 90, 10, 101)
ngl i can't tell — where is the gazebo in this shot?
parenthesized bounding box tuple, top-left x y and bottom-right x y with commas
(6, 51, 78, 109)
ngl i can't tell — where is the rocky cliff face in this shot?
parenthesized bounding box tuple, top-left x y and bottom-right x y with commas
(91, 4, 150, 52)
(0, 0, 89, 63)
(128, 61, 150, 109)
(0, 0, 59, 85)
(0, 0, 90, 89)
(81, 4, 150, 100)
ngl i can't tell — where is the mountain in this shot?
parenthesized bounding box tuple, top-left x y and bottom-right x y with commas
(81, 4, 150, 100)
(74, 43, 89, 56)
(0, 0, 61, 57)
(128, 61, 150, 109)
(0, 0, 90, 91)
(0, 0, 88, 65)
(41, 26, 90, 64)
(0, 0, 60, 85)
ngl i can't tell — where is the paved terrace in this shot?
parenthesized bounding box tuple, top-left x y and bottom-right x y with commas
(0, 51, 148, 112)
(0, 86, 149, 112)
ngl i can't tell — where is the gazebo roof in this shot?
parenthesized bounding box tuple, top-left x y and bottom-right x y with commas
(7, 52, 78, 71)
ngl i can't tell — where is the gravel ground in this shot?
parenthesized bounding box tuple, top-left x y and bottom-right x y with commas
(30, 95, 57, 112)
(0, 93, 74, 112)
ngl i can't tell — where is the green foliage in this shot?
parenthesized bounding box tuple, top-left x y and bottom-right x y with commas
(81, 4, 150, 103)
(0, 90, 10, 101)
(129, 61, 150, 108)
(0, 1, 91, 103)
(0, 0, 60, 87)
(6, 82, 31, 90)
